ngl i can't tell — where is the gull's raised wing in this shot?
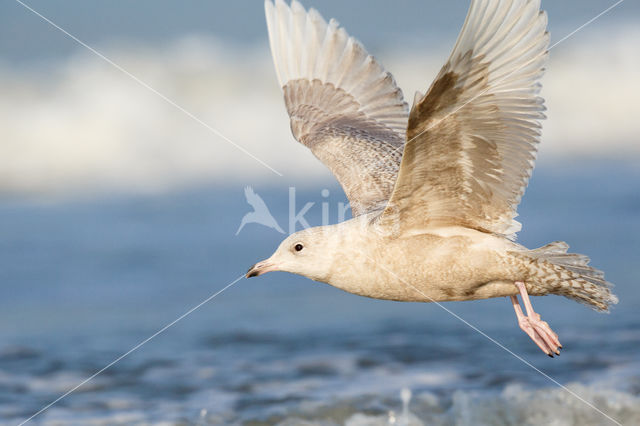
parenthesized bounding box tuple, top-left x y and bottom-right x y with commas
(382, 0, 549, 240)
(265, 0, 408, 216)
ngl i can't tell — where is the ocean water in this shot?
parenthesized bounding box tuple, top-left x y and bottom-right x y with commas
(1, 163, 639, 425)
(1, 1, 639, 424)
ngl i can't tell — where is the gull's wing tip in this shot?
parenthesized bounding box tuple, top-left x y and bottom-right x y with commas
(263, 0, 409, 217)
(383, 0, 549, 239)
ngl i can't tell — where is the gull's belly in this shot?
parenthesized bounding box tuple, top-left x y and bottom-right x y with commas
(328, 229, 523, 302)
(378, 249, 517, 302)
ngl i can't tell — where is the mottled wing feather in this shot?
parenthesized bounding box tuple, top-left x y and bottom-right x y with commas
(382, 0, 549, 239)
(265, 0, 409, 216)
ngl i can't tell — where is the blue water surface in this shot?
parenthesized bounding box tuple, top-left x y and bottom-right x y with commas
(0, 162, 639, 425)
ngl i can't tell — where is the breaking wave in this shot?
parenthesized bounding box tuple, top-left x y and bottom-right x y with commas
(283, 384, 640, 426)
(1, 23, 638, 197)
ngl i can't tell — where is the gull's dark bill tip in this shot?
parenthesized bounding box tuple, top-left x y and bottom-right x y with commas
(246, 264, 258, 278)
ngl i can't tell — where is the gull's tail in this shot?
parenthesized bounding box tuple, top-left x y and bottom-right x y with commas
(525, 241, 618, 312)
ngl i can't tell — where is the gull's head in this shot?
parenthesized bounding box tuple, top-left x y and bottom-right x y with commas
(246, 226, 337, 282)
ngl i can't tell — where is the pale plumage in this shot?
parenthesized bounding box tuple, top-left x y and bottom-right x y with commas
(265, 0, 408, 215)
(383, 0, 549, 240)
(251, 0, 617, 357)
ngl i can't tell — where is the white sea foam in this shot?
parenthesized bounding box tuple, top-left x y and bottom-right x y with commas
(278, 384, 640, 426)
(1, 24, 638, 197)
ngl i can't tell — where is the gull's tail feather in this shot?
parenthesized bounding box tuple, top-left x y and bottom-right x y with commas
(526, 241, 618, 312)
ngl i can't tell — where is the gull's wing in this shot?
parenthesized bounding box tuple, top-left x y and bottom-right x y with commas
(265, 0, 409, 216)
(381, 0, 549, 240)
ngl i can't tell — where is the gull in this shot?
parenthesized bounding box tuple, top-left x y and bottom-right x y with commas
(247, 0, 618, 356)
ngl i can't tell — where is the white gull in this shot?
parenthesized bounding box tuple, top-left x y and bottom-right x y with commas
(247, 0, 618, 357)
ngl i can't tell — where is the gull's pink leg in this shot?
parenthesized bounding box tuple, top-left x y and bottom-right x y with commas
(510, 295, 555, 356)
(515, 282, 562, 353)
(511, 282, 562, 357)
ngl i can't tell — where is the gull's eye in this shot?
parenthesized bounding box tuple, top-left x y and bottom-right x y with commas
(294, 243, 304, 252)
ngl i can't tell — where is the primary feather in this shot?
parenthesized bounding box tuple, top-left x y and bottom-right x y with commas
(265, 0, 408, 216)
(382, 0, 549, 240)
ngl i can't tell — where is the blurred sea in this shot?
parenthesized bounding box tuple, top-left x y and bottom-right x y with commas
(0, 15, 638, 197)
(0, 0, 639, 424)
(1, 164, 639, 425)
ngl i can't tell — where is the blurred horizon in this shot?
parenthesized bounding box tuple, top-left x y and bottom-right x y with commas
(0, 0, 638, 199)
(2, 0, 639, 65)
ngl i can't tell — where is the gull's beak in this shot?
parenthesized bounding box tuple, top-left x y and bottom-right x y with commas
(246, 259, 278, 278)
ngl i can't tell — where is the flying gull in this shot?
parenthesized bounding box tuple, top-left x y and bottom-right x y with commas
(247, 0, 618, 356)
